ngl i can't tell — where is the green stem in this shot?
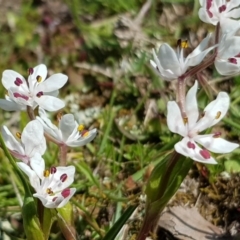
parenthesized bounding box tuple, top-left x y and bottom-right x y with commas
(59, 144, 68, 166)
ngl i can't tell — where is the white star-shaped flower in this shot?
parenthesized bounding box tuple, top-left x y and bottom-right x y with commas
(150, 34, 215, 81)
(17, 155, 76, 208)
(167, 81, 239, 163)
(198, 0, 240, 33)
(2, 120, 46, 164)
(36, 108, 97, 147)
(0, 64, 68, 111)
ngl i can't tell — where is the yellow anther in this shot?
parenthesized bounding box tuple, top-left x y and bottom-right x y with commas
(46, 188, 53, 195)
(78, 124, 85, 132)
(43, 169, 50, 177)
(181, 40, 188, 49)
(5, 91, 9, 96)
(183, 117, 188, 125)
(16, 132, 22, 139)
(215, 111, 221, 119)
(36, 75, 42, 82)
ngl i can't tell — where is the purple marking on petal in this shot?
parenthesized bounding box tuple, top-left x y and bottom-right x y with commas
(50, 166, 57, 174)
(14, 77, 23, 86)
(36, 91, 43, 98)
(207, 0, 212, 10)
(235, 53, 240, 57)
(187, 141, 196, 149)
(219, 5, 226, 13)
(200, 149, 211, 159)
(13, 92, 29, 100)
(28, 68, 33, 75)
(60, 173, 67, 182)
(206, 0, 213, 17)
(52, 196, 58, 202)
(229, 58, 237, 64)
(61, 188, 71, 198)
(213, 132, 221, 138)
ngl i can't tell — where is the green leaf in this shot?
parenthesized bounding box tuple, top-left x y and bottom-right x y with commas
(22, 196, 45, 240)
(146, 152, 193, 212)
(42, 208, 54, 239)
(102, 205, 138, 240)
(57, 202, 76, 240)
(225, 159, 240, 173)
(75, 161, 100, 188)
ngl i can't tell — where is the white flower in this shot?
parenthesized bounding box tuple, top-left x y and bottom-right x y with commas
(215, 34, 240, 75)
(2, 120, 46, 164)
(167, 81, 239, 164)
(0, 64, 68, 111)
(198, 0, 240, 33)
(36, 108, 97, 147)
(17, 154, 76, 208)
(150, 34, 215, 81)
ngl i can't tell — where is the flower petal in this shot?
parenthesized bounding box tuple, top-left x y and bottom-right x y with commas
(194, 92, 229, 132)
(174, 137, 217, 164)
(50, 166, 75, 192)
(0, 98, 25, 111)
(66, 128, 97, 147)
(2, 70, 27, 90)
(57, 188, 76, 208)
(1, 126, 25, 155)
(37, 73, 68, 92)
(185, 81, 199, 128)
(17, 162, 41, 189)
(36, 108, 62, 140)
(30, 153, 45, 179)
(59, 114, 76, 141)
(194, 135, 239, 154)
(167, 101, 186, 136)
(35, 95, 65, 111)
(29, 64, 48, 85)
(21, 120, 46, 157)
(186, 34, 216, 67)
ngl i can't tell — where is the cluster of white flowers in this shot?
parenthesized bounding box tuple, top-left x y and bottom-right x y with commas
(151, 0, 240, 164)
(0, 64, 97, 208)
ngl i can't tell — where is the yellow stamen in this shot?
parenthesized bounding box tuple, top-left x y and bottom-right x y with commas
(78, 124, 84, 132)
(36, 75, 42, 82)
(215, 111, 221, 119)
(43, 169, 50, 177)
(181, 40, 188, 49)
(16, 132, 22, 139)
(46, 188, 53, 195)
(183, 117, 188, 125)
(5, 91, 9, 96)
